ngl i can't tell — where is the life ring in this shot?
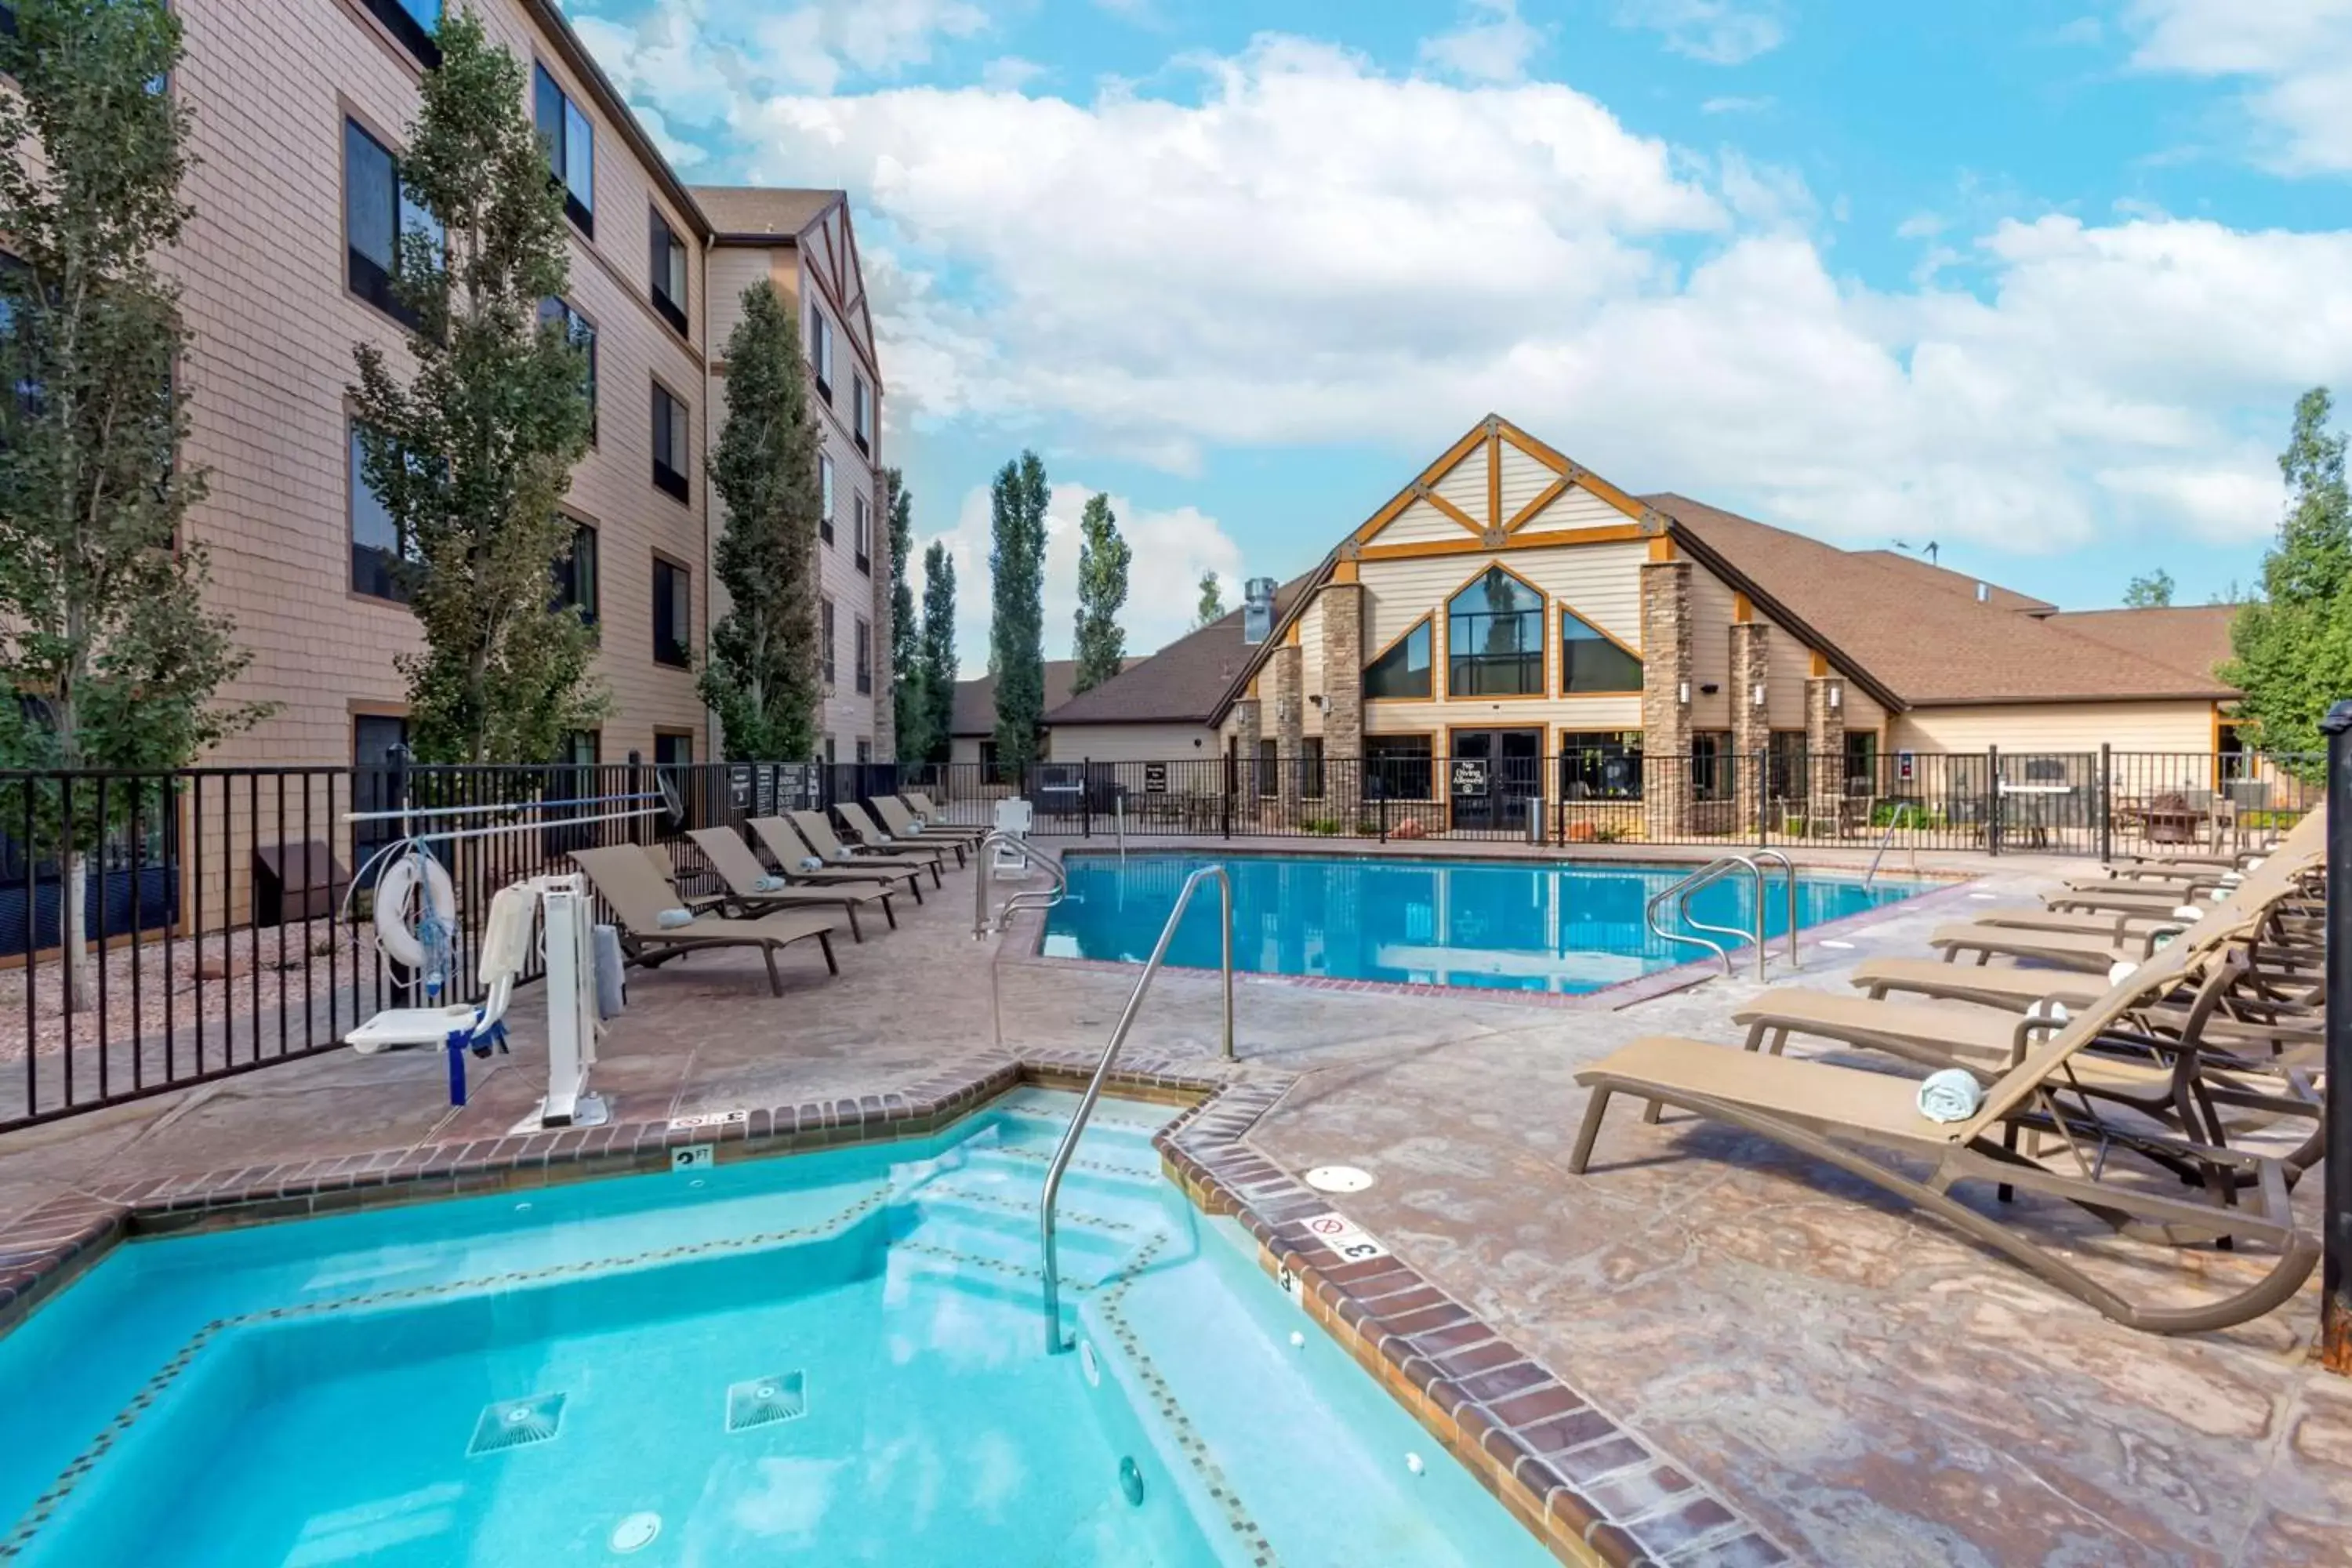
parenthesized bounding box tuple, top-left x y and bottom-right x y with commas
(374, 850, 457, 969)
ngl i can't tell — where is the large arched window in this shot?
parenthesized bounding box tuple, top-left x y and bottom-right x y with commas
(1447, 566, 1544, 696)
(1559, 608, 1642, 694)
(1363, 617, 1432, 699)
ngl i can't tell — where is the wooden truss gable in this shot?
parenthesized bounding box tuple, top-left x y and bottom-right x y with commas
(1344, 416, 1662, 563)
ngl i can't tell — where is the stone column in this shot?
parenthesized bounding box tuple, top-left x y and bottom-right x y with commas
(1806, 673, 1847, 831)
(1319, 580, 1365, 815)
(1730, 620, 1770, 819)
(1269, 643, 1304, 810)
(1639, 557, 1693, 837)
(1228, 697, 1262, 810)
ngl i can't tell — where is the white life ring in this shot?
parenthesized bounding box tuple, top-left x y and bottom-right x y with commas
(374, 851, 457, 969)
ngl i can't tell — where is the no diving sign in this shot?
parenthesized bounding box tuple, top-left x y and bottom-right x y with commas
(1303, 1210, 1390, 1264)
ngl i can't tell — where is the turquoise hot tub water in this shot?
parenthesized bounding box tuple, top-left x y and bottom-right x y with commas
(0, 1089, 1555, 1566)
(1042, 853, 1932, 994)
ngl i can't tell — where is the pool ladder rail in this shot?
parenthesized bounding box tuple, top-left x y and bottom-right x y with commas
(972, 829, 1070, 938)
(1037, 864, 1234, 1355)
(1645, 851, 1799, 982)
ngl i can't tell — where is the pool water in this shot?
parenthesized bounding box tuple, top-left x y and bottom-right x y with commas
(1042, 853, 1930, 993)
(0, 1090, 1553, 1566)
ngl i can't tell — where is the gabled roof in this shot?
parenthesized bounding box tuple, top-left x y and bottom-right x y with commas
(2039, 606, 2238, 688)
(952, 660, 1089, 738)
(1847, 550, 2055, 615)
(1046, 578, 1316, 727)
(691, 187, 844, 244)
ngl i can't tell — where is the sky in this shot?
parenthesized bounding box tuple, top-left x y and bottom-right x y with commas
(558, 0, 2352, 670)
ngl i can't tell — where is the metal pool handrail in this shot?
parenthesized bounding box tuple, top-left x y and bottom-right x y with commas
(1038, 864, 1234, 1354)
(1645, 851, 1799, 982)
(971, 829, 1069, 938)
(1864, 804, 1918, 889)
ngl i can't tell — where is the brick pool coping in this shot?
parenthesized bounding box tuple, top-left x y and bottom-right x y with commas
(0, 1049, 1786, 1567)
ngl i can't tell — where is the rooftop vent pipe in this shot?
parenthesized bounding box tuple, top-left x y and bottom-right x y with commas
(1243, 576, 1277, 645)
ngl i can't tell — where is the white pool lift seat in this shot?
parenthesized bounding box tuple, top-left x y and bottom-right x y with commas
(991, 797, 1036, 875)
(346, 880, 536, 1104)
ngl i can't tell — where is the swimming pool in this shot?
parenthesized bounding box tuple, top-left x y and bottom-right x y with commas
(1041, 853, 1932, 994)
(0, 1089, 1552, 1566)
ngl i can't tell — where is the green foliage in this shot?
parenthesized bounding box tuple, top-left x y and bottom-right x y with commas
(919, 541, 957, 764)
(2122, 568, 2174, 608)
(347, 7, 600, 764)
(1071, 492, 1129, 696)
(700, 281, 823, 760)
(884, 467, 927, 761)
(2220, 388, 2352, 768)
(989, 452, 1049, 771)
(0, 0, 270, 788)
(1194, 571, 1226, 630)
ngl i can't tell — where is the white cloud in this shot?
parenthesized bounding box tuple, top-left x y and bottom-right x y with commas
(1700, 94, 1774, 114)
(979, 56, 1047, 91)
(1615, 0, 1788, 65)
(2125, 0, 2352, 174)
(1419, 0, 1544, 85)
(918, 483, 1243, 667)
(569, 0, 989, 110)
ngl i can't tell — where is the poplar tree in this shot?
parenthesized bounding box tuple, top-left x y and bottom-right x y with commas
(884, 467, 927, 761)
(2222, 387, 2352, 766)
(0, 0, 270, 1007)
(919, 541, 957, 764)
(989, 452, 1048, 772)
(348, 6, 601, 764)
(1193, 571, 1227, 630)
(701, 281, 822, 760)
(1071, 492, 1129, 695)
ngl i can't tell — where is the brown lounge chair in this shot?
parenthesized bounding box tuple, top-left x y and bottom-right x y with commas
(1926, 920, 2187, 972)
(873, 793, 986, 846)
(684, 827, 897, 941)
(789, 809, 947, 886)
(570, 844, 840, 994)
(903, 789, 971, 830)
(747, 815, 927, 904)
(834, 800, 966, 867)
(1569, 943, 2317, 1334)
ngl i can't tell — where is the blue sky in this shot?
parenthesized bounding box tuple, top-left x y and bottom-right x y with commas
(561, 0, 2352, 667)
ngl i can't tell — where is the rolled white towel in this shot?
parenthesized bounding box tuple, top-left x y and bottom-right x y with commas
(750, 875, 786, 892)
(655, 907, 695, 930)
(800, 857, 824, 872)
(2107, 959, 2138, 985)
(1915, 1068, 1983, 1124)
(2026, 997, 2069, 1025)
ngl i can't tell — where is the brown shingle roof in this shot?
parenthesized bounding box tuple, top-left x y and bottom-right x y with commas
(2040, 606, 2239, 688)
(951, 660, 1087, 738)
(1649, 493, 2240, 707)
(691, 186, 840, 242)
(1046, 577, 1316, 726)
(1847, 550, 2055, 614)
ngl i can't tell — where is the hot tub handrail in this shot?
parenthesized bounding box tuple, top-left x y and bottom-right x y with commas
(1039, 863, 1234, 1354)
(971, 829, 1069, 938)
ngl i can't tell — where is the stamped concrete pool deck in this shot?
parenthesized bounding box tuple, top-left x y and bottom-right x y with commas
(0, 837, 2343, 1566)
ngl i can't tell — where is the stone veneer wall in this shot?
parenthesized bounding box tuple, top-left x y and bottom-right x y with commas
(1806, 675, 1847, 827)
(1269, 644, 1304, 806)
(1730, 620, 1771, 808)
(1638, 558, 1693, 836)
(1319, 582, 1364, 813)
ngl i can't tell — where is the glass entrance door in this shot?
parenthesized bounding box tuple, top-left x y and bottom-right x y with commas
(1450, 729, 1544, 830)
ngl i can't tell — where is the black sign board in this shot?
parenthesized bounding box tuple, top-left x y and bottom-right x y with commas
(1451, 759, 1490, 795)
(728, 765, 751, 811)
(1143, 763, 1169, 793)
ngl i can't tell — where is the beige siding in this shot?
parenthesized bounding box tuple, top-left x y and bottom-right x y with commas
(1296, 601, 1327, 734)
(1765, 626, 1813, 731)
(705, 246, 776, 357)
(1889, 701, 2217, 757)
(1432, 445, 1489, 526)
(1496, 441, 1553, 520)
(1367, 499, 1472, 549)
(1051, 724, 1219, 763)
(1517, 482, 1632, 536)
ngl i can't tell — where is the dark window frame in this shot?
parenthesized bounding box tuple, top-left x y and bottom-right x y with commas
(1363, 616, 1433, 701)
(343, 117, 437, 332)
(1559, 731, 1643, 800)
(1559, 607, 1642, 695)
(1844, 729, 1880, 796)
(651, 379, 689, 503)
(855, 615, 873, 695)
(538, 296, 598, 444)
(853, 492, 871, 574)
(819, 453, 836, 545)
(1366, 735, 1435, 800)
(532, 62, 595, 237)
(354, 0, 439, 66)
(810, 306, 833, 401)
(821, 598, 837, 686)
(552, 518, 598, 626)
(852, 373, 871, 454)
(348, 419, 412, 603)
(1690, 731, 1735, 800)
(1256, 737, 1277, 797)
(652, 555, 691, 668)
(648, 205, 688, 337)
(1301, 736, 1326, 800)
(1447, 566, 1545, 699)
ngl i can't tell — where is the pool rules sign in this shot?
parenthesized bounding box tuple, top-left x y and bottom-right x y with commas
(1303, 1210, 1390, 1263)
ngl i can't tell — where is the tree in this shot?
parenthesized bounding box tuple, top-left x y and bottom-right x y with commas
(1193, 571, 1227, 629)
(989, 452, 1048, 773)
(348, 7, 600, 764)
(884, 467, 927, 761)
(700, 281, 822, 760)
(1071, 492, 1130, 695)
(2122, 568, 2175, 608)
(920, 542, 957, 764)
(0, 0, 271, 1008)
(2219, 387, 2352, 764)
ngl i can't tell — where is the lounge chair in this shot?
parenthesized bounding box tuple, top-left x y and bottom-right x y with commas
(873, 793, 986, 846)
(789, 809, 948, 886)
(834, 800, 966, 867)
(1569, 944, 2318, 1333)
(904, 789, 971, 829)
(684, 827, 897, 941)
(569, 845, 840, 994)
(746, 815, 928, 904)
(1926, 920, 2187, 972)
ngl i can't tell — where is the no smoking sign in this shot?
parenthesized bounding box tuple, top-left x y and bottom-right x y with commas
(1302, 1210, 1390, 1263)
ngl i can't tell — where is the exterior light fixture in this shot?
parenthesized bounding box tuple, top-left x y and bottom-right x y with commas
(1677, 680, 1690, 705)
(1751, 682, 1767, 708)
(1828, 686, 1842, 711)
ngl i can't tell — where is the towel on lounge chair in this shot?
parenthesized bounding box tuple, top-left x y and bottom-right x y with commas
(655, 907, 695, 929)
(1915, 1069, 1982, 1123)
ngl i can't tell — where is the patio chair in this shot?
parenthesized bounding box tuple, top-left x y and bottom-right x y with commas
(904, 789, 976, 831)
(831, 802, 965, 869)
(787, 809, 948, 887)
(1926, 920, 2190, 973)
(684, 827, 897, 942)
(1567, 945, 2318, 1334)
(746, 815, 927, 904)
(873, 794, 987, 847)
(569, 845, 839, 995)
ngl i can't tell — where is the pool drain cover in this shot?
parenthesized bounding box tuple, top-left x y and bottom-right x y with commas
(609, 1512, 661, 1553)
(725, 1372, 808, 1432)
(1119, 1457, 1145, 1507)
(1305, 1165, 1374, 1194)
(468, 1393, 565, 1455)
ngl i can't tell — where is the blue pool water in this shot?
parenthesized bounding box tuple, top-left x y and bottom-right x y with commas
(0, 1090, 1553, 1566)
(1042, 853, 1932, 993)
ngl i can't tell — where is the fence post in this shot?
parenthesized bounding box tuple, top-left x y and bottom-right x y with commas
(1221, 759, 1232, 840)
(1984, 746, 2001, 857)
(2098, 742, 2113, 864)
(2320, 700, 2352, 1374)
(627, 750, 644, 846)
(1755, 748, 1768, 849)
(1082, 758, 1092, 840)
(1379, 790, 1389, 844)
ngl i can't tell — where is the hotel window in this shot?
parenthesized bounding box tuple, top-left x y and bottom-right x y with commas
(819, 454, 836, 544)
(855, 616, 873, 694)
(1362, 617, 1432, 701)
(1366, 735, 1433, 800)
(538, 297, 597, 441)
(533, 64, 594, 235)
(1300, 737, 1326, 800)
(821, 598, 837, 686)
(1766, 730, 1808, 800)
(1844, 730, 1880, 795)
(1559, 731, 1642, 800)
(649, 207, 688, 336)
(1256, 738, 1277, 797)
(343, 118, 439, 332)
(856, 738, 873, 765)
(809, 306, 833, 400)
(357, 0, 438, 67)
(655, 732, 694, 825)
(1690, 731, 1734, 800)
(551, 521, 597, 625)
(825, 735, 837, 767)
(652, 382, 689, 502)
(852, 374, 871, 454)
(853, 492, 870, 573)
(348, 421, 410, 602)
(1447, 567, 1544, 697)
(352, 716, 411, 883)
(652, 557, 691, 668)
(1559, 608, 1642, 695)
